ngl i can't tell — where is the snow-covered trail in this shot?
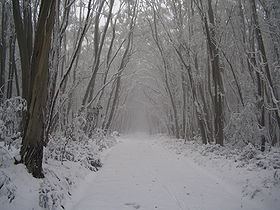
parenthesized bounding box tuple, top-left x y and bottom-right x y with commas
(67, 136, 265, 210)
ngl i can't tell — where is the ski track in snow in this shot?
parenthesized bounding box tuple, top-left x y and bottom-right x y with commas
(66, 136, 269, 210)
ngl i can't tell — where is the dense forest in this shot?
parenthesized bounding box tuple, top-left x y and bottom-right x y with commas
(0, 0, 279, 177)
(1, 0, 280, 209)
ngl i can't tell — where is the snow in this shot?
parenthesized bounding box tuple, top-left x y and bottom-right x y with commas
(1, 134, 279, 210)
(155, 135, 280, 210)
(0, 133, 117, 210)
(66, 134, 277, 210)
(0, 161, 41, 210)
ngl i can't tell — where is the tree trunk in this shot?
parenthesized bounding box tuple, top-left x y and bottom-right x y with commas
(0, 2, 7, 101)
(7, 30, 16, 99)
(12, 0, 33, 104)
(104, 1, 136, 131)
(82, 0, 111, 106)
(204, 0, 224, 145)
(181, 70, 187, 139)
(19, 0, 56, 178)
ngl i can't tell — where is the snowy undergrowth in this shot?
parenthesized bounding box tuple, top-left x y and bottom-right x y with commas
(0, 97, 119, 209)
(0, 131, 118, 210)
(38, 128, 118, 210)
(155, 135, 280, 207)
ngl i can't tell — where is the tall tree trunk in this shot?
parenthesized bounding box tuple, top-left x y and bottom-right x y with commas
(102, 81, 116, 130)
(103, 1, 137, 131)
(46, 0, 93, 137)
(181, 70, 187, 139)
(82, 0, 112, 106)
(104, 40, 131, 131)
(0, 2, 7, 101)
(19, 0, 56, 178)
(149, 8, 180, 139)
(204, 0, 224, 145)
(12, 0, 33, 104)
(7, 30, 16, 99)
(97, 16, 119, 107)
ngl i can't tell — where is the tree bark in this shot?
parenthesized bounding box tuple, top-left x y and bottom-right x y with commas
(19, 0, 56, 178)
(204, 0, 224, 145)
(12, 0, 33, 104)
(7, 29, 16, 99)
(0, 2, 7, 101)
(181, 70, 187, 139)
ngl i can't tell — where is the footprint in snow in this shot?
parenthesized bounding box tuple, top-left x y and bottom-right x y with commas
(124, 202, 141, 209)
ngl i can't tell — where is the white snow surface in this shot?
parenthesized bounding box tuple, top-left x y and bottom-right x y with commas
(1, 134, 279, 210)
(66, 134, 279, 210)
(0, 133, 117, 210)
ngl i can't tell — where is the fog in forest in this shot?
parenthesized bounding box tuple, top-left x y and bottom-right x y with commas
(0, 0, 280, 209)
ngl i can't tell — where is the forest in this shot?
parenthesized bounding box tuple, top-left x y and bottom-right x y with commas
(0, 0, 280, 209)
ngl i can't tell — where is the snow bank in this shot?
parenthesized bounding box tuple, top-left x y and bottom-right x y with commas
(0, 131, 118, 210)
(154, 135, 280, 208)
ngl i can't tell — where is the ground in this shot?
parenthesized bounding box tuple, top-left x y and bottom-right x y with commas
(66, 135, 278, 210)
(1, 134, 279, 210)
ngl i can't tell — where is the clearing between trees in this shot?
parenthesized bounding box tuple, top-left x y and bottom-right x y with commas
(66, 135, 279, 210)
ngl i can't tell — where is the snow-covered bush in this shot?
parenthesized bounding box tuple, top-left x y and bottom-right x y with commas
(91, 129, 118, 151)
(254, 149, 280, 170)
(77, 106, 101, 138)
(41, 121, 117, 209)
(39, 174, 65, 209)
(111, 131, 120, 137)
(46, 124, 116, 168)
(0, 145, 14, 168)
(0, 120, 6, 141)
(0, 103, 118, 210)
(224, 103, 267, 149)
(0, 171, 16, 203)
(46, 133, 101, 170)
(0, 97, 26, 148)
(238, 143, 260, 161)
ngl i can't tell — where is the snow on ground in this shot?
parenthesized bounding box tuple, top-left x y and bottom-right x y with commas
(67, 134, 278, 210)
(1, 134, 279, 210)
(0, 133, 118, 210)
(0, 157, 90, 210)
(154, 135, 280, 210)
